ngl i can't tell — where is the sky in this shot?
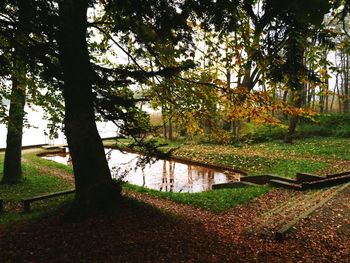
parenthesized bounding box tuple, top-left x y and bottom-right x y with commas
(0, 105, 119, 148)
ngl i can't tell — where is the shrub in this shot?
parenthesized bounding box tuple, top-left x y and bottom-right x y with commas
(297, 113, 350, 138)
(240, 122, 287, 143)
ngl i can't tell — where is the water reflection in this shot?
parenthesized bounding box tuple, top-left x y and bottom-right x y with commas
(42, 148, 241, 193)
(160, 160, 175, 192)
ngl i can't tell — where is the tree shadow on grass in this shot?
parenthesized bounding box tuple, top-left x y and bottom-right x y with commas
(0, 197, 237, 262)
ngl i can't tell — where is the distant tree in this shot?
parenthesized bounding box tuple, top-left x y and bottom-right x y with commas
(262, 0, 331, 143)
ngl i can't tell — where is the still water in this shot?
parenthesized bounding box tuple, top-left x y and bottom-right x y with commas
(43, 149, 241, 193)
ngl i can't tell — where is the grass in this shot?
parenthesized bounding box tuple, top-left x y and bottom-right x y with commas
(0, 164, 73, 201)
(0, 152, 74, 225)
(173, 142, 332, 178)
(0, 196, 74, 226)
(256, 137, 350, 161)
(3, 136, 343, 225)
(125, 184, 270, 213)
(264, 159, 328, 177)
(23, 151, 74, 173)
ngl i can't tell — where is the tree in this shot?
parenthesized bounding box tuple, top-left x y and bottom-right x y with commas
(53, 0, 204, 214)
(263, 0, 331, 143)
(1, 0, 31, 184)
(56, 0, 122, 213)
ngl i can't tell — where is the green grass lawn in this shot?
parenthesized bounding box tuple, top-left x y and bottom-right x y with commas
(167, 137, 350, 177)
(0, 151, 74, 225)
(125, 184, 270, 213)
(255, 137, 350, 161)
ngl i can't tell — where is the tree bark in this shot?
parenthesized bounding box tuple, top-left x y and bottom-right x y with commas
(2, 75, 26, 184)
(2, 0, 30, 185)
(57, 0, 120, 213)
(168, 117, 173, 140)
(343, 53, 349, 113)
(284, 92, 302, 143)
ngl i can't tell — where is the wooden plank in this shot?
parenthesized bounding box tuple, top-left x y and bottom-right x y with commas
(22, 189, 75, 213)
(212, 181, 257, 190)
(296, 172, 325, 182)
(22, 189, 75, 202)
(302, 174, 350, 190)
(41, 144, 68, 150)
(269, 179, 303, 190)
(326, 171, 350, 178)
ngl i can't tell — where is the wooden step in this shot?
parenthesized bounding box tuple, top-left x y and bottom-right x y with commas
(296, 172, 325, 182)
(212, 181, 258, 190)
(326, 171, 350, 178)
(302, 174, 350, 190)
(269, 179, 303, 190)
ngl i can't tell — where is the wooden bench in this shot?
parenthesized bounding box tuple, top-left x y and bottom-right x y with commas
(22, 189, 75, 213)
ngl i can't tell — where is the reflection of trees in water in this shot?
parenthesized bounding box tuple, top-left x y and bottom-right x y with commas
(160, 160, 175, 192)
(142, 169, 146, 187)
(187, 165, 193, 191)
(207, 170, 214, 187)
(188, 165, 215, 190)
(45, 150, 238, 192)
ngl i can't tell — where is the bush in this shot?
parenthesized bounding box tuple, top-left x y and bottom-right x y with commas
(239, 114, 350, 143)
(199, 130, 234, 145)
(240, 122, 287, 143)
(297, 113, 350, 138)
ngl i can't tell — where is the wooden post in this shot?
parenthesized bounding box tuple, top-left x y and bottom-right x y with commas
(23, 201, 30, 213)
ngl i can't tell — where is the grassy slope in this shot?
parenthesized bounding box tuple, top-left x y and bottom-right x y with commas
(0, 151, 74, 225)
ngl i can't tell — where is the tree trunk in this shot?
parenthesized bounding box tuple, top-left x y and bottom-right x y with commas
(343, 53, 349, 113)
(168, 117, 173, 140)
(161, 106, 167, 139)
(284, 92, 302, 143)
(282, 90, 289, 120)
(57, 0, 120, 214)
(2, 76, 26, 184)
(2, 0, 30, 185)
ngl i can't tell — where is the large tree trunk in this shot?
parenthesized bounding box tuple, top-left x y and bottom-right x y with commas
(2, 75, 26, 184)
(57, 0, 120, 213)
(2, 0, 30, 185)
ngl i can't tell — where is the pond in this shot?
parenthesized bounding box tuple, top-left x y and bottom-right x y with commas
(43, 148, 241, 193)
